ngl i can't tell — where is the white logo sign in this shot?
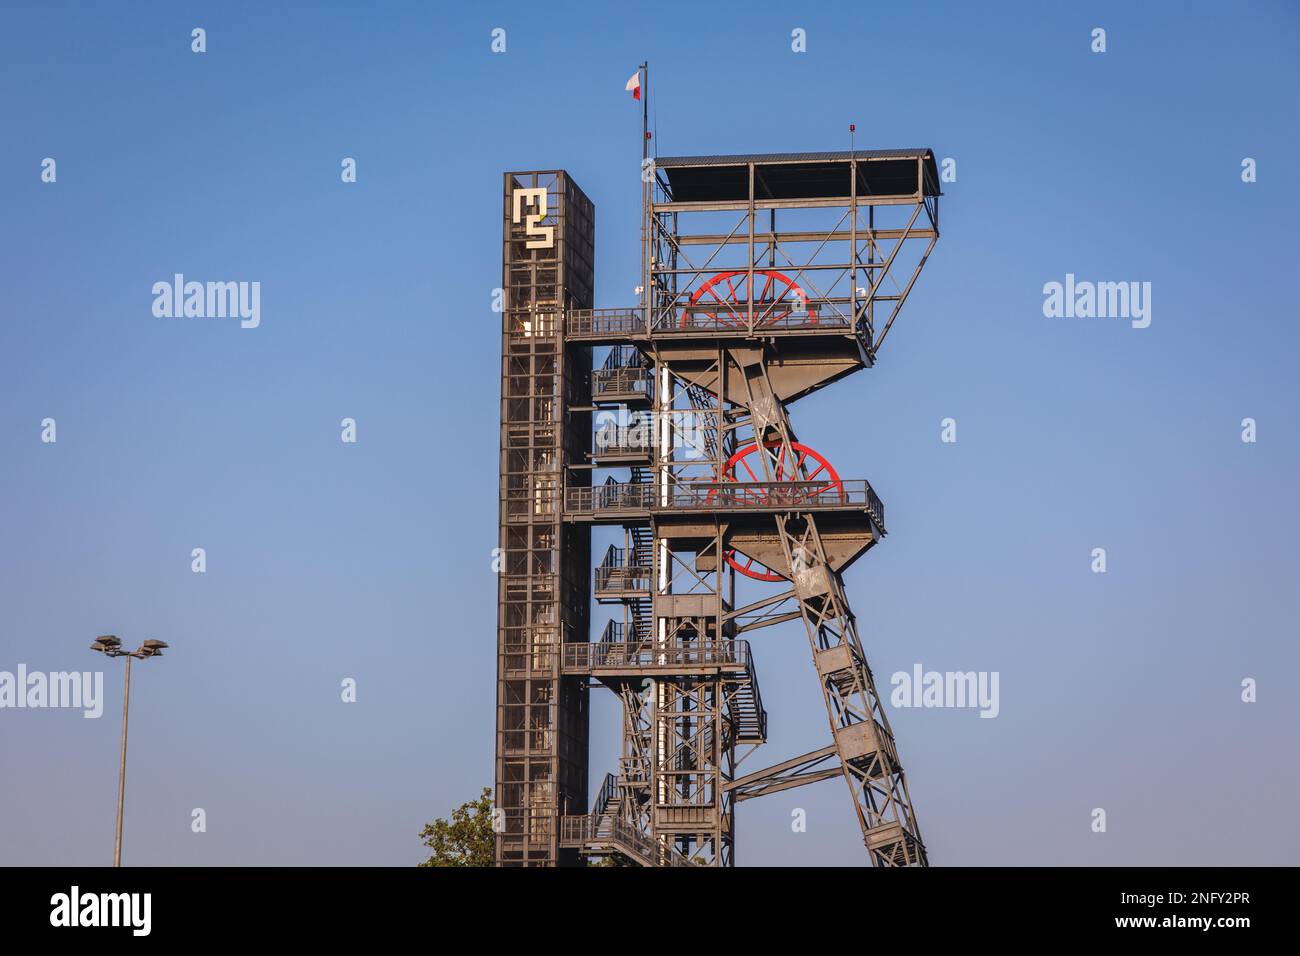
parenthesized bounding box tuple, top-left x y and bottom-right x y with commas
(512, 187, 554, 249)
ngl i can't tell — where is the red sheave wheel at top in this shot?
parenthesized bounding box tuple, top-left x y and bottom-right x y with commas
(712, 440, 843, 581)
(680, 269, 812, 329)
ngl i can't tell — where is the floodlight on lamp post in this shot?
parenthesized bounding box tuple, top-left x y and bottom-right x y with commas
(90, 634, 169, 867)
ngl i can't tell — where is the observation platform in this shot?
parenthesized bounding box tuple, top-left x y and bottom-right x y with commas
(563, 479, 884, 529)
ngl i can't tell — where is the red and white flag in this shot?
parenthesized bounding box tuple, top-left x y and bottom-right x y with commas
(625, 69, 641, 101)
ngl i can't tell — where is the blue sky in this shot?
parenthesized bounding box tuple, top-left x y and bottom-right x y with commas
(1, 0, 1297, 866)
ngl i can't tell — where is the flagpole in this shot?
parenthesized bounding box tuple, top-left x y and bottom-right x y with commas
(640, 61, 649, 333)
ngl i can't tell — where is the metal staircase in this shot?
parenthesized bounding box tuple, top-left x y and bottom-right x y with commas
(563, 773, 693, 867)
(729, 649, 767, 744)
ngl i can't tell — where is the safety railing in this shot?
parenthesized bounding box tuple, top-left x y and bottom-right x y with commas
(593, 545, 652, 594)
(734, 647, 768, 742)
(568, 307, 642, 339)
(558, 813, 693, 867)
(592, 367, 653, 402)
(592, 772, 619, 820)
(658, 297, 852, 333)
(562, 639, 751, 673)
(565, 479, 884, 527)
(593, 421, 654, 459)
(599, 619, 652, 648)
(568, 299, 863, 340)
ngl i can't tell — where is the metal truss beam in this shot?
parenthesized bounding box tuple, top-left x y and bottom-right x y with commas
(725, 744, 841, 802)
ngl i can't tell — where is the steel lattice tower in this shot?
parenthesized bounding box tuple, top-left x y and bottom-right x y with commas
(497, 148, 940, 866)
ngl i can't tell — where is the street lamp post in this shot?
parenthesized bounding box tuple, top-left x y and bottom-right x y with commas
(90, 635, 168, 867)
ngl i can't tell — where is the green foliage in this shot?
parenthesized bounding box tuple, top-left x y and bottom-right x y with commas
(418, 787, 495, 867)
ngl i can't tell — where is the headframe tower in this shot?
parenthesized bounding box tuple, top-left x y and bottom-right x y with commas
(497, 145, 940, 866)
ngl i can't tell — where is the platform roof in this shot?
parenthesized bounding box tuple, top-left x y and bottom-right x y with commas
(656, 149, 940, 203)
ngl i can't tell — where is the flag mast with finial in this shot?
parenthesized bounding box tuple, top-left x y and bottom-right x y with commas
(642, 62, 650, 163)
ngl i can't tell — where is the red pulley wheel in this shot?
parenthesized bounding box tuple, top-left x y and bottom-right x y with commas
(713, 440, 842, 581)
(680, 269, 807, 329)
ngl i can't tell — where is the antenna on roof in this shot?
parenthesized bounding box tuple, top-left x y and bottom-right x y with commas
(849, 123, 856, 153)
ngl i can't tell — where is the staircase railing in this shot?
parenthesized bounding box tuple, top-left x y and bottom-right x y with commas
(599, 620, 624, 645)
(594, 545, 652, 593)
(592, 772, 619, 820)
(739, 645, 768, 741)
(560, 812, 694, 867)
(592, 345, 654, 401)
